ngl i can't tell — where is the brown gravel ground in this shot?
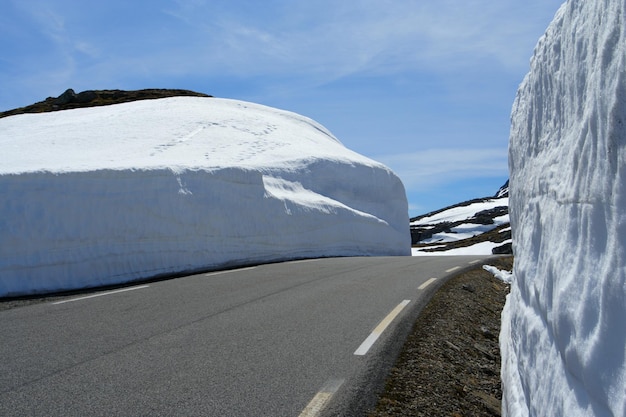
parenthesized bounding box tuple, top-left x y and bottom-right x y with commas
(367, 256, 513, 417)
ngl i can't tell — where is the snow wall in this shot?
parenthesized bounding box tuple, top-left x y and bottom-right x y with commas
(0, 98, 410, 297)
(505, 0, 626, 416)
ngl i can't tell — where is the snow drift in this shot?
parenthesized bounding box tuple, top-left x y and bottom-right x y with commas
(505, 0, 626, 416)
(0, 97, 410, 297)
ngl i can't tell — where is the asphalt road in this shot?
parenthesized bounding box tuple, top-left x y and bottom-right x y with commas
(0, 255, 490, 417)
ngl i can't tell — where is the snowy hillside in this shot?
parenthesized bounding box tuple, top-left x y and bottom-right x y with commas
(504, 1, 626, 416)
(0, 97, 410, 297)
(410, 184, 511, 256)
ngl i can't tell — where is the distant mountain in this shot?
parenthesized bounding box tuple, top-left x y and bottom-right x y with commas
(410, 181, 511, 255)
(494, 180, 509, 198)
(0, 88, 212, 118)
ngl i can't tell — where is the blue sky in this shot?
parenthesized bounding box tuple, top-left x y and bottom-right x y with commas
(1, 0, 565, 215)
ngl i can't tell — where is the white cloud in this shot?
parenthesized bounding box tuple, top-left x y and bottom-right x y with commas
(155, 0, 563, 83)
(376, 148, 509, 191)
(0, 0, 563, 110)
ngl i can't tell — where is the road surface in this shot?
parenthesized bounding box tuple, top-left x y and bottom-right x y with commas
(0, 255, 490, 416)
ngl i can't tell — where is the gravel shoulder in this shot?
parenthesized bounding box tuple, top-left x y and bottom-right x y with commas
(367, 256, 513, 417)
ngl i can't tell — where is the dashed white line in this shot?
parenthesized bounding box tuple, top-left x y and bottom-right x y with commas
(52, 285, 150, 305)
(469, 260, 482, 265)
(298, 379, 344, 417)
(204, 266, 257, 277)
(418, 278, 438, 290)
(354, 300, 411, 356)
(445, 266, 461, 273)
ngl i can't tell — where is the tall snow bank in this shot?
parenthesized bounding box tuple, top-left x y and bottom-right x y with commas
(0, 97, 410, 297)
(505, 1, 626, 416)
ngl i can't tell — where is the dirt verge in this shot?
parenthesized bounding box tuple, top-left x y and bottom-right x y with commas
(367, 256, 513, 417)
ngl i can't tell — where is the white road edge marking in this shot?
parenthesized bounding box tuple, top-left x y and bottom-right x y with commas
(52, 285, 150, 305)
(205, 266, 257, 277)
(418, 278, 438, 290)
(354, 300, 411, 356)
(298, 379, 344, 417)
(289, 259, 320, 264)
(445, 266, 461, 273)
(469, 260, 482, 265)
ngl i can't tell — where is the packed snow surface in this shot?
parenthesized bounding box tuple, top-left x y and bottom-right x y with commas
(0, 97, 410, 297)
(482, 265, 513, 284)
(505, 1, 626, 416)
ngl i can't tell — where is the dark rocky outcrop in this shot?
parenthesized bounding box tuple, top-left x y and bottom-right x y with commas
(492, 242, 513, 255)
(0, 88, 212, 118)
(474, 206, 509, 225)
(410, 182, 512, 254)
(494, 180, 509, 198)
(410, 204, 509, 246)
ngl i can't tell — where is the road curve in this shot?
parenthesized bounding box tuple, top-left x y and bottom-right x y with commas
(0, 255, 491, 417)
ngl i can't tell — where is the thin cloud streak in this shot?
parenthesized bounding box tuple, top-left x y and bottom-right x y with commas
(1, 0, 562, 110)
(160, 0, 560, 77)
(377, 148, 509, 191)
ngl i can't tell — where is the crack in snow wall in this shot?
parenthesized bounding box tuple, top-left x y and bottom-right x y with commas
(505, 1, 626, 416)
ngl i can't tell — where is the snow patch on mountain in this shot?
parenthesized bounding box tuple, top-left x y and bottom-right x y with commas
(412, 198, 509, 231)
(504, 0, 626, 416)
(0, 97, 410, 297)
(410, 189, 511, 255)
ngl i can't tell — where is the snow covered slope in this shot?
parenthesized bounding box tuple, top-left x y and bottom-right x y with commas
(505, 1, 626, 416)
(410, 185, 511, 256)
(0, 97, 410, 297)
